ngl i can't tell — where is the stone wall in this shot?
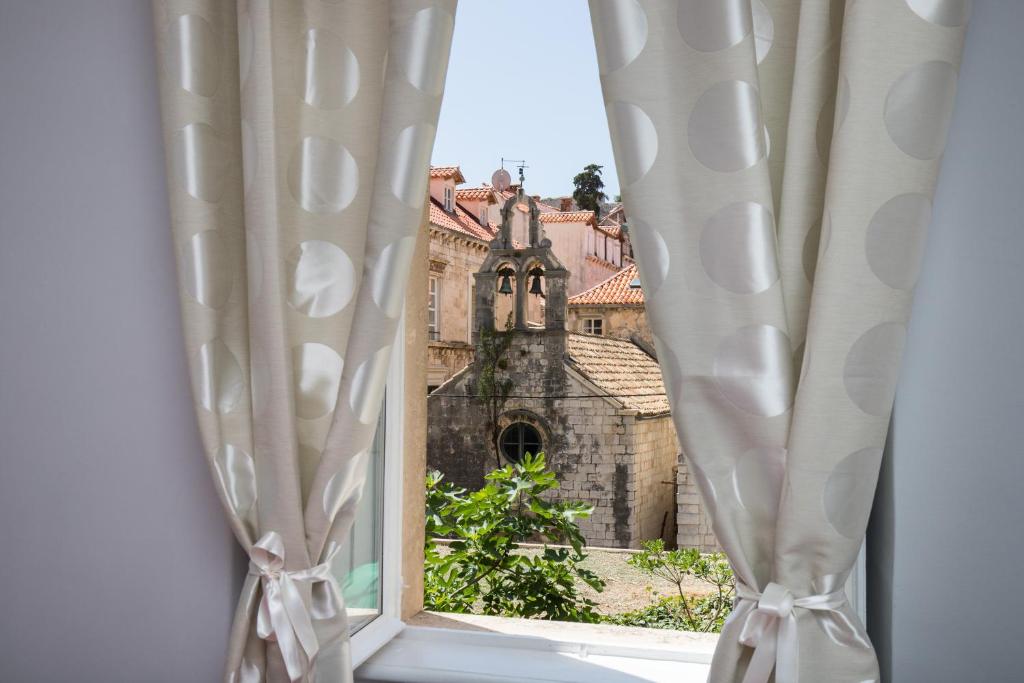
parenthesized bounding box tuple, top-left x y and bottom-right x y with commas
(427, 226, 488, 349)
(427, 328, 681, 549)
(427, 341, 473, 390)
(677, 453, 719, 551)
(567, 305, 652, 347)
(631, 415, 680, 545)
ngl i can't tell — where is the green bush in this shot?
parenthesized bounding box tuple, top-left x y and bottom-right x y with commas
(423, 452, 606, 622)
(609, 539, 735, 633)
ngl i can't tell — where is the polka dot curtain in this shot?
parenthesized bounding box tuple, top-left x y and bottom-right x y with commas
(590, 0, 967, 681)
(152, 1, 456, 681)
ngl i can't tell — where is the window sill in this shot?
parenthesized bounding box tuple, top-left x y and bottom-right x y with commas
(355, 612, 717, 683)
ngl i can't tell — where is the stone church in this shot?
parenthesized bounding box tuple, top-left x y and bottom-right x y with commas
(426, 189, 680, 549)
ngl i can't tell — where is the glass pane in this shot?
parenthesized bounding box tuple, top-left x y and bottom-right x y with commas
(331, 401, 385, 634)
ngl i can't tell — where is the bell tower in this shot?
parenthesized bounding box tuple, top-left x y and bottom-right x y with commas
(473, 184, 569, 342)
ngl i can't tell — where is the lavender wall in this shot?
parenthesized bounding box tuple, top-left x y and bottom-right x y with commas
(0, 2, 242, 680)
(867, 2, 1024, 681)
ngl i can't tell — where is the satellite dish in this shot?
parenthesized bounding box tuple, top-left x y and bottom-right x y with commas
(491, 168, 512, 192)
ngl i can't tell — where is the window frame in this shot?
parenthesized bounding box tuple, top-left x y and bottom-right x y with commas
(582, 316, 603, 336)
(350, 305, 868, 679)
(467, 274, 475, 344)
(427, 276, 440, 341)
(498, 421, 543, 463)
(349, 310, 407, 668)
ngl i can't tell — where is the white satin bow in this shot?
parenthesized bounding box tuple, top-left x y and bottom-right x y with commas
(248, 531, 342, 682)
(732, 581, 848, 683)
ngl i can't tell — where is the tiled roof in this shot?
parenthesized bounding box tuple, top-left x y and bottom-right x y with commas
(538, 210, 597, 226)
(495, 190, 561, 214)
(456, 186, 496, 202)
(566, 333, 668, 415)
(599, 222, 622, 238)
(568, 264, 644, 306)
(428, 197, 495, 242)
(430, 166, 466, 183)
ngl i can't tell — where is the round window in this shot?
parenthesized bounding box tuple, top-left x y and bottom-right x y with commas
(498, 422, 543, 463)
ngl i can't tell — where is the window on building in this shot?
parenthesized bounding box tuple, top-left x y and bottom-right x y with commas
(468, 281, 476, 343)
(443, 185, 453, 212)
(582, 317, 603, 336)
(498, 422, 543, 463)
(427, 276, 440, 340)
(480, 207, 487, 225)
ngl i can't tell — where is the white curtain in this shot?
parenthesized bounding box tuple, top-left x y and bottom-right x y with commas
(152, 1, 456, 680)
(590, 0, 967, 680)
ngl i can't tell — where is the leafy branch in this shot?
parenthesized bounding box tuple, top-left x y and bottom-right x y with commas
(424, 453, 605, 622)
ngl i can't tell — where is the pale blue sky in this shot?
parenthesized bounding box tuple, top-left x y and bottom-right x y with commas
(432, 0, 620, 199)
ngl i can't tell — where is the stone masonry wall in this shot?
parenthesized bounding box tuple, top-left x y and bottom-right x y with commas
(677, 453, 719, 551)
(631, 415, 679, 545)
(427, 329, 680, 548)
(567, 305, 652, 347)
(427, 341, 473, 389)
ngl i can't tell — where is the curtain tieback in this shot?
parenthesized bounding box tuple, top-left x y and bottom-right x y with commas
(248, 531, 342, 682)
(733, 581, 848, 683)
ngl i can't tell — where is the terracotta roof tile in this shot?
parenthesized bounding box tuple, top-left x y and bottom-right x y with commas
(599, 223, 622, 238)
(566, 333, 668, 415)
(568, 264, 644, 306)
(429, 166, 466, 183)
(538, 210, 597, 226)
(455, 186, 496, 202)
(494, 190, 560, 214)
(428, 197, 495, 242)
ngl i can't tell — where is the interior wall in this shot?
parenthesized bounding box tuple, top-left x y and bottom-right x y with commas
(867, 2, 1024, 681)
(0, 2, 241, 681)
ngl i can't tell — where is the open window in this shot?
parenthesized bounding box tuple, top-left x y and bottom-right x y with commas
(354, 2, 866, 680)
(346, 314, 407, 668)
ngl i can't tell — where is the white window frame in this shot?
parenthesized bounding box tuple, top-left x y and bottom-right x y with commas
(427, 276, 440, 340)
(443, 185, 453, 212)
(349, 311, 407, 668)
(350, 307, 868, 680)
(582, 316, 603, 336)
(467, 273, 475, 344)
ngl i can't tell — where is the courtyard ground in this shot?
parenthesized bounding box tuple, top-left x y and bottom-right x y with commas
(510, 544, 717, 615)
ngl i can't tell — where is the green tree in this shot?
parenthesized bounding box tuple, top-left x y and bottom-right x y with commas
(607, 539, 735, 633)
(572, 164, 607, 217)
(424, 453, 605, 622)
(475, 313, 514, 467)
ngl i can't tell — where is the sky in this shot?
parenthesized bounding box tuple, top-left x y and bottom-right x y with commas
(432, 0, 620, 199)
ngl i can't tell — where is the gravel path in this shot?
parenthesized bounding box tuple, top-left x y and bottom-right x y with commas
(513, 545, 718, 615)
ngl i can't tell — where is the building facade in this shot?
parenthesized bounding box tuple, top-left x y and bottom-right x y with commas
(425, 166, 626, 390)
(425, 167, 717, 551)
(427, 191, 679, 549)
(567, 262, 718, 551)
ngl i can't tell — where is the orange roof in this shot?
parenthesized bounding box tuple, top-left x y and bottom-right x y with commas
(429, 166, 466, 183)
(428, 197, 496, 242)
(456, 186, 497, 203)
(600, 223, 622, 238)
(494, 190, 561, 214)
(568, 264, 644, 306)
(566, 333, 667, 415)
(538, 210, 597, 226)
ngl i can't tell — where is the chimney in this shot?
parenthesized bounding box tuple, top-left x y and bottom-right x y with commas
(560, 197, 573, 212)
